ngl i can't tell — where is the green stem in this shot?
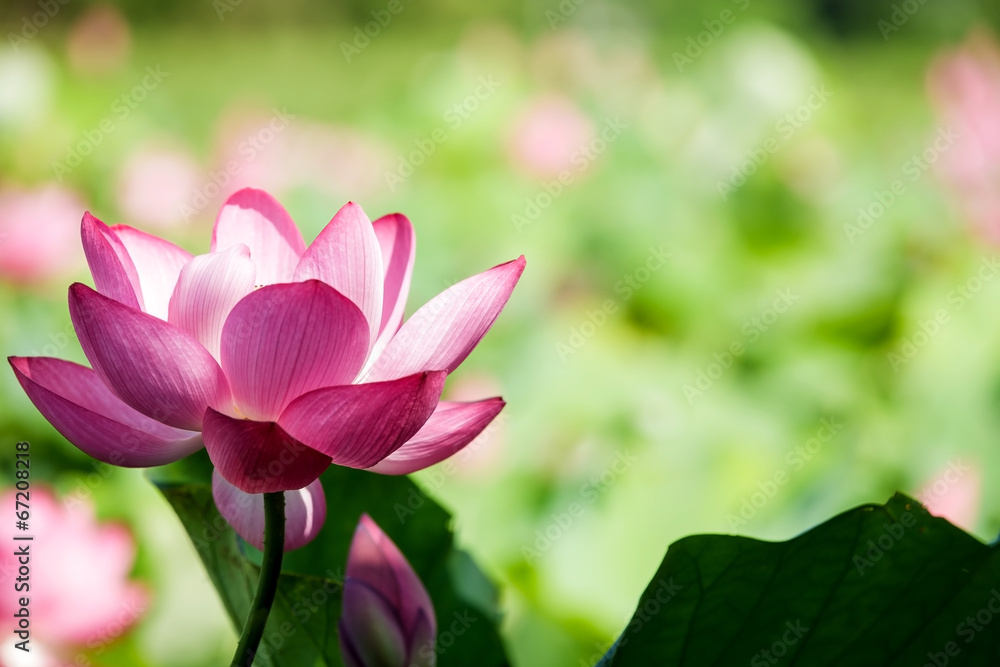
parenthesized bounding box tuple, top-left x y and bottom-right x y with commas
(231, 491, 286, 667)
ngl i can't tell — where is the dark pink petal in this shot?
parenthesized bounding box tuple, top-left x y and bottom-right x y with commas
(69, 283, 232, 431)
(168, 245, 256, 360)
(220, 280, 369, 421)
(211, 188, 306, 285)
(81, 212, 142, 310)
(346, 514, 435, 641)
(112, 224, 193, 320)
(370, 213, 415, 360)
(278, 371, 445, 469)
(294, 202, 384, 347)
(365, 256, 526, 382)
(211, 470, 326, 551)
(202, 408, 331, 494)
(9, 357, 202, 467)
(339, 580, 408, 667)
(368, 398, 505, 475)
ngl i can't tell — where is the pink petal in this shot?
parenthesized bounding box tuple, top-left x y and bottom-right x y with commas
(81, 212, 142, 310)
(211, 470, 326, 551)
(294, 202, 384, 347)
(370, 213, 415, 360)
(112, 224, 193, 320)
(220, 280, 370, 421)
(211, 188, 305, 285)
(168, 245, 256, 360)
(9, 357, 203, 467)
(368, 398, 504, 475)
(278, 371, 446, 468)
(202, 408, 332, 493)
(69, 283, 232, 431)
(365, 256, 526, 382)
(339, 579, 408, 667)
(346, 514, 435, 641)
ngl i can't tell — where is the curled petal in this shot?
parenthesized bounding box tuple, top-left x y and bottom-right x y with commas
(279, 371, 446, 469)
(211, 188, 305, 285)
(294, 201, 384, 347)
(212, 470, 327, 551)
(69, 283, 232, 431)
(9, 357, 202, 467)
(370, 213, 415, 361)
(168, 245, 256, 360)
(220, 280, 370, 421)
(112, 224, 192, 320)
(368, 398, 504, 475)
(202, 408, 332, 494)
(365, 256, 525, 382)
(81, 212, 142, 310)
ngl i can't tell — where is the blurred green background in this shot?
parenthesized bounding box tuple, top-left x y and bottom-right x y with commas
(2, 0, 1000, 665)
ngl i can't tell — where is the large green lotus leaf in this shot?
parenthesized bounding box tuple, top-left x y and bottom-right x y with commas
(151, 450, 509, 667)
(608, 494, 1000, 667)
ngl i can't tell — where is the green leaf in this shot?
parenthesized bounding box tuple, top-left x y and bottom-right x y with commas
(608, 494, 1000, 666)
(154, 478, 335, 667)
(150, 450, 510, 667)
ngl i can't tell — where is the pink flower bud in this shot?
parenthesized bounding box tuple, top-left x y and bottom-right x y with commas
(339, 515, 436, 667)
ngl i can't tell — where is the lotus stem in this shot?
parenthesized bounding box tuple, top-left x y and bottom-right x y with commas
(231, 491, 285, 666)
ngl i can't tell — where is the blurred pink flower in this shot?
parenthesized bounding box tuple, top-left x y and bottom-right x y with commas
(185, 107, 391, 221)
(339, 515, 435, 667)
(0, 487, 147, 663)
(276, 122, 393, 198)
(117, 144, 202, 230)
(10, 188, 521, 548)
(66, 5, 132, 75)
(0, 185, 86, 284)
(207, 107, 296, 202)
(928, 31, 1000, 240)
(507, 96, 595, 178)
(916, 461, 981, 531)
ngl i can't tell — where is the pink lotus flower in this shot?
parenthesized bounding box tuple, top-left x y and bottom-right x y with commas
(339, 515, 436, 667)
(0, 487, 148, 665)
(9, 188, 522, 548)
